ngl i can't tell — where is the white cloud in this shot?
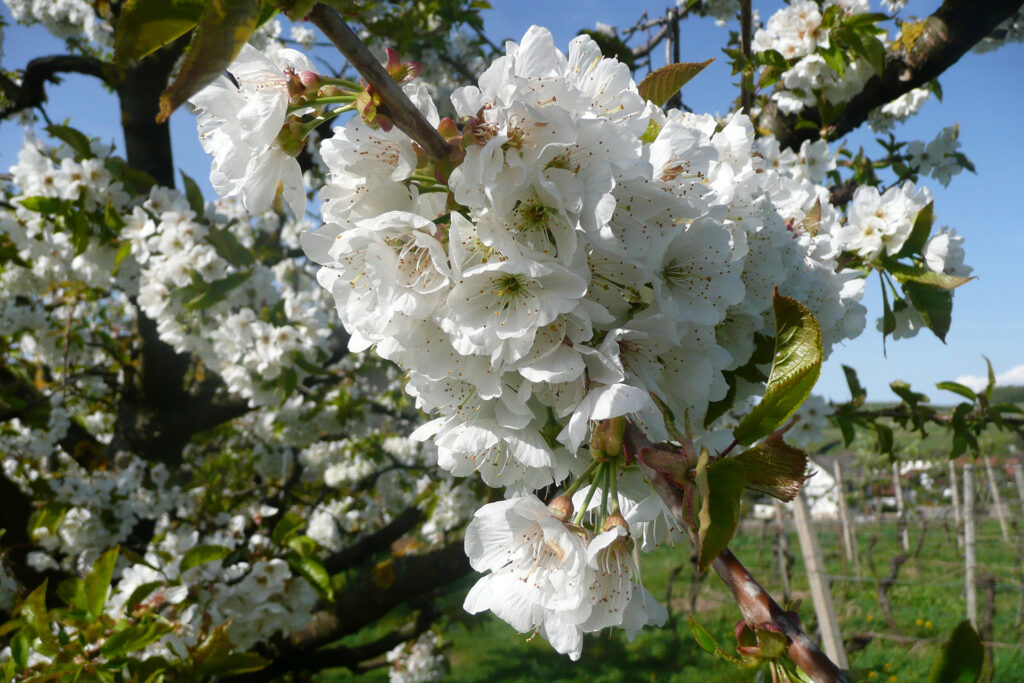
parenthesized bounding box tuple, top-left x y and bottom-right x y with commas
(955, 364, 1024, 392)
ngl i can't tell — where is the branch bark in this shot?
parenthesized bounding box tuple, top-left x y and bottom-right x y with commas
(763, 0, 1024, 151)
(0, 55, 113, 119)
(308, 3, 449, 159)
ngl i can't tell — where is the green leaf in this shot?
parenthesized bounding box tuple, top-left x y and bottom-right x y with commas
(57, 577, 87, 612)
(819, 39, 845, 78)
(184, 269, 253, 310)
(903, 281, 953, 342)
(101, 621, 174, 657)
(734, 434, 808, 502)
(896, 201, 933, 258)
(637, 59, 714, 107)
(873, 422, 894, 456)
(272, 512, 305, 545)
(289, 555, 334, 600)
(689, 615, 720, 653)
(983, 355, 996, 403)
(84, 547, 119, 619)
(206, 226, 255, 267)
(935, 381, 977, 401)
(734, 293, 823, 446)
(124, 581, 164, 611)
(927, 620, 983, 683)
(180, 544, 231, 573)
(19, 581, 49, 639)
(696, 451, 747, 572)
(198, 652, 271, 676)
(11, 631, 29, 670)
(842, 364, 866, 401)
(180, 171, 206, 220)
(46, 125, 93, 159)
(285, 534, 318, 558)
(115, 0, 206, 65)
(18, 196, 67, 214)
(887, 261, 972, 290)
(639, 119, 662, 144)
(157, 0, 263, 122)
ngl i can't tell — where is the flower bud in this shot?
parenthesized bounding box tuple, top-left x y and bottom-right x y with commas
(602, 511, 629, 533)
(548, 495, 574, 522)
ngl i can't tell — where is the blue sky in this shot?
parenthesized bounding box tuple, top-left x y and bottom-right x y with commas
(2, 1, 1022, 403)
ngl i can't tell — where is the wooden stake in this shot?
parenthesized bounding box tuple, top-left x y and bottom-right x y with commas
(950, 460, 964, 550)
(891, 462, 910, 552)
(833, 461, 860, 576)
(791, 492, 849, 669)
(1014, 462, 1024, 514)
(984, 456, 1011, 543)
(964, 463, 978, 628)
(773, 499, 792, 603)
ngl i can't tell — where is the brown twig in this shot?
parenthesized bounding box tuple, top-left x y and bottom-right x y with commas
(308, 3, 449, 159)
(629, 427, 849, 682)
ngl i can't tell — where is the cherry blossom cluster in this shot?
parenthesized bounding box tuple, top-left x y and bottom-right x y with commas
(289, 26, 880, 657)
(0, 132, 477, 674)
(752, 0, 876, 114)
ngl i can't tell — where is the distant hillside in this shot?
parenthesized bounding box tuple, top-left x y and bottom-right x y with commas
(992, 385, 1024, 403)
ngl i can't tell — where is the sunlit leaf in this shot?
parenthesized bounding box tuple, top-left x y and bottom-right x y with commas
(734, 293, 823, 446)
(157, 0, 263, 122)
(637, 59, 714, 107)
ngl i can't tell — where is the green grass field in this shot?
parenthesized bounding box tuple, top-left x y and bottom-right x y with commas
(327, 515, 1024, 682)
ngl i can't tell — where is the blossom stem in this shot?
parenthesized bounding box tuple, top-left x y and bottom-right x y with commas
(609, 461, 620, 516)
(599, 464, 611, 527)
(294, 94, 358, 111)
(562, 460, 600, 498)
(297, 106, 353, 137)
(573, 463, 605, 526)
(318, 76, 363, 90)
(308, 4, 450, 159)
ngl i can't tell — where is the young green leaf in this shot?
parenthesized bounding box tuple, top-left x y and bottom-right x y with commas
(84, 547, 119, 619)
(734, 434, 808, 502)
(180, 544, 231, 572)
(180, 171, 206, 220)
(902, 281, 953, 342)
(935, 381, 977, 401)
(927, 620, 983, 683)
(896, 201, 934, 258)
(637, 59, 714, 107)
(288, 555, 335, 600)
(733, 293, 823, 446)
(696, 452, 747, 571)
(46, 125, 94, 160)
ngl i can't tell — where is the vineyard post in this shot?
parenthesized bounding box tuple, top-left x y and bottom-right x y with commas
(791, 492, 849, 669)
(964, 463, 978, 628)
(773, 499, 793, 603)
(891, 462, 910, 552)
(1014, 461, 1024, 515)
(983, 456, 1011, 543)
(833, 461, 860, 576)
(950, 460, 964, 550)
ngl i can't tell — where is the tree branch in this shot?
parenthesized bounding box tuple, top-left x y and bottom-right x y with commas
(0, 55, 113, 119)
(765, 0, 1024, 151)
(323, 506, 426, 573)
(628, 427, 849, 683)
(308, 3, 449, 159)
